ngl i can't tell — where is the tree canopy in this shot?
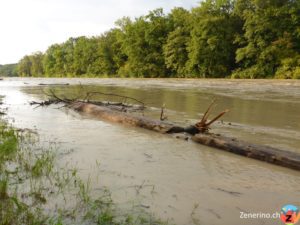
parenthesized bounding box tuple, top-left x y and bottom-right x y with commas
(16, 0, 300, 79)
(0, 64, 18, 77)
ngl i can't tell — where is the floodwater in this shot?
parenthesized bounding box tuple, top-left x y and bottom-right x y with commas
(0, 78, 299, 225)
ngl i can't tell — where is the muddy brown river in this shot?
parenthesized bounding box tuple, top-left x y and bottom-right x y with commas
(0, 78, 299, 225)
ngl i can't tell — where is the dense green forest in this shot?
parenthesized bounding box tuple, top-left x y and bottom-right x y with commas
(16, 0, 300, 79)
(0, 64, 18, 77)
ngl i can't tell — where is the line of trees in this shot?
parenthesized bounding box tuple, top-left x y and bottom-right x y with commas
(0, 64, 18, 77)
(17, 0, 300, 79)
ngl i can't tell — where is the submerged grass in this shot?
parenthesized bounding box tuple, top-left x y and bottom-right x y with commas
(0, 96, 170, 225)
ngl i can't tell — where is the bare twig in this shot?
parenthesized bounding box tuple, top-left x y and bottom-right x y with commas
(83, 91, 145, 108)
(195, 100, 228, 132)
(30, 99, 60, 107)
(48, 89, 71, 103)
(200, 99, 216, 124)
(160, 103, 167, 121)
(205, 109, 229, 127)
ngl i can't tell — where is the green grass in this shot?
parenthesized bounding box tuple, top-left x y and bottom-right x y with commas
(0, 124, 18, 163)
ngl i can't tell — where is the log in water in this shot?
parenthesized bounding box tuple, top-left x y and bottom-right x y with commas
(192, 134, 300, 171)
(71, 101, 300, 171)
(71, 101, 175, 133)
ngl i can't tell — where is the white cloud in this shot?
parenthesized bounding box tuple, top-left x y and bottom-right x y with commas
(0, 0, 198, 64)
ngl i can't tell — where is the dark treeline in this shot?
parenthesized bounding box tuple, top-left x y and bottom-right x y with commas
(17, 0, 300, 79)
(0, 64, 18, 77)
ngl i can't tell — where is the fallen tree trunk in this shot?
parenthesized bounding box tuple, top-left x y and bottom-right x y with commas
(192, 134, 300, 171)
(71, 101, 178, 133)
(70, 101, 300, 171)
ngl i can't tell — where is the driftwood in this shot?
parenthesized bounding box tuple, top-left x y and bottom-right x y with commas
(69, 101, 300, 171)
(192, 133, 300, 170)
(71, 101, 175, 133)
(30, 90, 300, 171)
(70, 101, 201, 135)
(30, 99, 60, 106)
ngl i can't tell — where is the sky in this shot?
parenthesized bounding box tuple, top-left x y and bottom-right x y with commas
(0, 0, 198, 64)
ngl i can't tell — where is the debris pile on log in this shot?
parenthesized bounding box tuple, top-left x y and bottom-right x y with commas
(30, 90, 300, 171)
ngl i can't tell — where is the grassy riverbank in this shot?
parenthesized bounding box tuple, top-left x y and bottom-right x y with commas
(0, 96, 168, 225)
